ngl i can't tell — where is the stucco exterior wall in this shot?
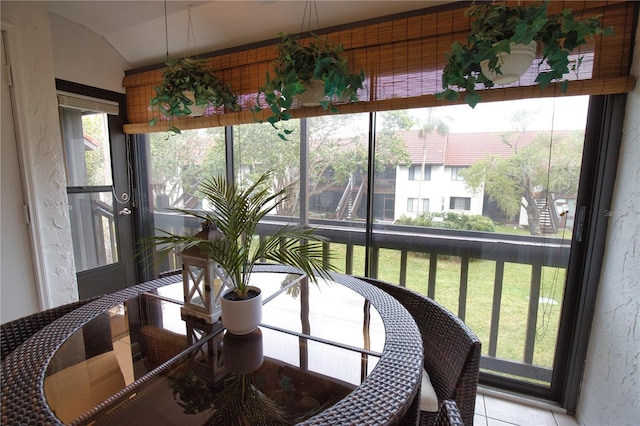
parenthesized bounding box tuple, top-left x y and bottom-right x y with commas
(577, 15, 640, 425)
(443, 166, 484, 215)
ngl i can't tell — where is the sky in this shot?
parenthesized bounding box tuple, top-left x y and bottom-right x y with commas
(409, 95, 590, 134)
(318, 95, 591, 139)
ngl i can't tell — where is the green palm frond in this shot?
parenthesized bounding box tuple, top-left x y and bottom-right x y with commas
(146, 170, 334, 298)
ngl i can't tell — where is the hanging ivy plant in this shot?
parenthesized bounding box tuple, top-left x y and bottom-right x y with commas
(436, 1, 614, 108)
(252, 32, 365, 140)
(149, 57, 240, 134)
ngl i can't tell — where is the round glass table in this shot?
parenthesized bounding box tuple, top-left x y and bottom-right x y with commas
(1, 265, 423, 425)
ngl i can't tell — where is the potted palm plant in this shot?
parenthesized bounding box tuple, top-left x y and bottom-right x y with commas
(149, 57, 240, 134)
(151, 171, 331, 335)
(436, 1, 613, 108)
(252, 32, 365, 139)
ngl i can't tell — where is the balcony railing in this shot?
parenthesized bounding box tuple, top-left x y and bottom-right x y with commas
(152, 212, 571, 385)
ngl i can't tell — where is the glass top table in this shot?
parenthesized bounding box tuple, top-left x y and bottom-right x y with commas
(0, 265, 423, 425)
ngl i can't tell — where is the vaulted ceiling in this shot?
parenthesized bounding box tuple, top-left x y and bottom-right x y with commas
(46, 1, 452, 69)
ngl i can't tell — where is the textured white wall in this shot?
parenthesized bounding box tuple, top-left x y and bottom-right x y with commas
(577, 15, 640, 425)
(1, 2, 78, 311)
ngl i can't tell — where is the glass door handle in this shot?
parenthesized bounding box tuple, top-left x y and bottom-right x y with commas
(118, 208, 132, 216)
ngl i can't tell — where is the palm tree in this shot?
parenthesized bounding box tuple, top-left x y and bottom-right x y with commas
(416, 109, 450, 213)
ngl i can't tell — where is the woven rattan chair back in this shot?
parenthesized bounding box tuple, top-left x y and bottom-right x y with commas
(1, 297, 99, 359)
(434, 399, 465, 426)
(359, 277, 481, 426)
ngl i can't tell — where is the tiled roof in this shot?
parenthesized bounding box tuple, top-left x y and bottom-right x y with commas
(398, 130, 447, 165)
(401, 130, 576, 166)
(83, 133, 101, 151)
(445, 133, 519, 166)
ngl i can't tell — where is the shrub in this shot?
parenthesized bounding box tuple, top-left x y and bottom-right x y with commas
(459, 215, 496, 232)
(395, 212, 495, 232)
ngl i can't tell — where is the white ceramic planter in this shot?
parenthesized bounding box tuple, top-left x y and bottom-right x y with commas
(480, 41, 537, 85)
(297, 80, 326, 107)
(220, 286, 262, 335)
(182, 91, 207, 116)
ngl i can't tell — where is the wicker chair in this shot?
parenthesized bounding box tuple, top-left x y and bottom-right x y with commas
(358, 277, 481, 426)
(434, 400, 465, 426)
(1, 298, 99, 359)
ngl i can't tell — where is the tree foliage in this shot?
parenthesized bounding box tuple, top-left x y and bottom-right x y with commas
(149, 128, 226, 209)
(462, 110, 584, 234)
(81, 113, 109, 186)
(149, 113, 411, 217)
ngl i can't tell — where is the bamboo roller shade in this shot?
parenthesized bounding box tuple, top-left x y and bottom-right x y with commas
(123, 1, 637, 134)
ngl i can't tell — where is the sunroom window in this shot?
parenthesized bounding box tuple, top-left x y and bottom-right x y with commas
(138, 93, 615, 407)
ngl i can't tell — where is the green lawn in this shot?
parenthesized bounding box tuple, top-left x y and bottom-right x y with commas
(495, 223, 574, 239)
(494, 224, 533, 236)
(329, 243, 564, 371)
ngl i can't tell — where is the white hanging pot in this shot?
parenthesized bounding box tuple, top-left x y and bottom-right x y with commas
(297, 79, 326, 107)
(220, 286, 262, 335)
(480, 41, 537, 85)
(182, 91, 207, 116)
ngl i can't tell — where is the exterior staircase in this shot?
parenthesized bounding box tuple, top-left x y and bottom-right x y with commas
(336, 174, 367, 220)
(535, 195, 559, 234)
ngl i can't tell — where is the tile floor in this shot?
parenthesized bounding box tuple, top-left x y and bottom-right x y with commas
(475, 389, 579, 426)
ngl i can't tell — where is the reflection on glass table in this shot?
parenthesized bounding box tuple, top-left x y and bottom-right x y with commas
(43, 271, 386, 425)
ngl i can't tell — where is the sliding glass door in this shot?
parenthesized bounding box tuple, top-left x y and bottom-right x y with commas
(135, 94, 621, 409)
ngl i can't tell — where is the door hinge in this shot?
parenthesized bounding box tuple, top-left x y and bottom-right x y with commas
(5, 64, 13, 87)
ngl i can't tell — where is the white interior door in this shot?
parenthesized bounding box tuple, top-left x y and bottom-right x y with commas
(0, 30, 39, 321)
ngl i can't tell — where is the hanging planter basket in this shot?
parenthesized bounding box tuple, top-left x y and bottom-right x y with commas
(149, 58, 240, 133)
(253, 32, 365, 139)
(480, 41, 537, 85)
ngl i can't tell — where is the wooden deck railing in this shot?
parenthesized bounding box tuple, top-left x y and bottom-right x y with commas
(152, 212, 571, 384)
